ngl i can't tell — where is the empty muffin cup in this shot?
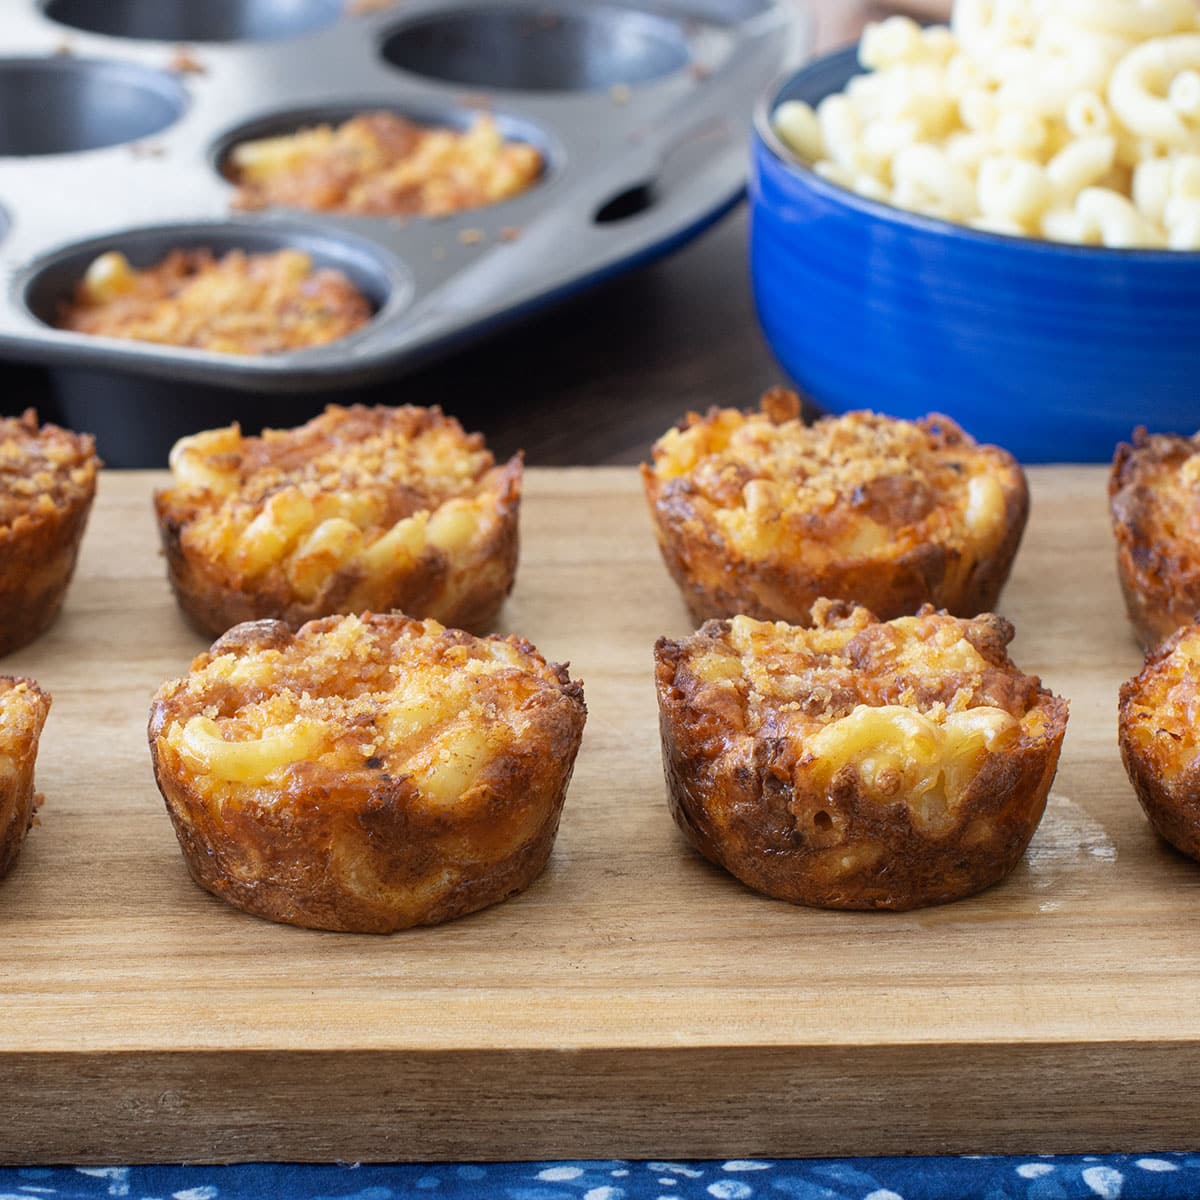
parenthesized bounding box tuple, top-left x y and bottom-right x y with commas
(381, 4, 691, 91)
(0, 58, 187, 156)
(44, 0, 343, 43)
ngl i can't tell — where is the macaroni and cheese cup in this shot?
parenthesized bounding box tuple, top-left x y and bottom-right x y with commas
(656, 601, 1068, 910)
(0, 678, 51, 880)
(149, 613, 587, 933)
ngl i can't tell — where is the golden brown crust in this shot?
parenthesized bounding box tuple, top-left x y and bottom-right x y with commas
(1119, 625, 1200, 861)
(154, 404, 522, 638)
(0, 411, 98, 656)
(1110, 427, 1200, 651)
(655, 601, 1068, 910)
(0, 678, 52, 880)
(148, 612, 586, 932)
(56, 248, 372, 355)
(228, 111, 543, 217)
(642, 391, 1029, 625)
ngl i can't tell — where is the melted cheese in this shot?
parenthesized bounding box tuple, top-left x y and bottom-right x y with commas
(159, 406, 507, 608)
(160, 613, 567, 811)
(59, 248, 371, 355)
(230, 112, 542, 218)
(675, 604, 1052, 837)
(650, 400, 1016, 566)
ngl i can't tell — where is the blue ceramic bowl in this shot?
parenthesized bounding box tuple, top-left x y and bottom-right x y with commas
(750, 47, 1200, 464)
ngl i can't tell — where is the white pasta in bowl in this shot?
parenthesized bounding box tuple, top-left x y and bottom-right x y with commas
(751, 1, 1200, 464)
(771, 0, 1200, 249)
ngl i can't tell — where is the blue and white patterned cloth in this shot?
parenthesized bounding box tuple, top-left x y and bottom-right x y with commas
(4, 1156, 1197, 1200)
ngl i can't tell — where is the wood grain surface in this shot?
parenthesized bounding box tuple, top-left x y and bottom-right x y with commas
(0, 465, 1195, 1164)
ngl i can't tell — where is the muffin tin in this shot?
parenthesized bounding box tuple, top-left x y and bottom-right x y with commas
(0, 0, 800, 427)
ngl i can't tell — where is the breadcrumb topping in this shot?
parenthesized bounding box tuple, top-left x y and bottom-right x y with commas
(1123, 628, 1200, 765)
(228, 112, 543, 217)
(159, 405, 503, 597)
(158, 613, 579, 803)
(0, 411, 97, 534)
(676, 600, 1047, 738)
(1112, 427, 1200, 584)
(662, 601, 1061, 828)
(57, 247, 372, 355)
(649, 391, 1012, 565)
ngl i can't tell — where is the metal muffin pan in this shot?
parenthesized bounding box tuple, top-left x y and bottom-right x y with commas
(0, 0, 804, 400)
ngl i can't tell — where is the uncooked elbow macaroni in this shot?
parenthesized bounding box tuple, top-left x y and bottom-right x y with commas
(772, 0, 1200, 247)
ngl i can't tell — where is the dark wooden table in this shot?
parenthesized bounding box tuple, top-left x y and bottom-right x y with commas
(3, 1, 908, 466)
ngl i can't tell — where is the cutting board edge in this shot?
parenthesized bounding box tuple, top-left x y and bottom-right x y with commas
(2, 1040, 1193, 1163)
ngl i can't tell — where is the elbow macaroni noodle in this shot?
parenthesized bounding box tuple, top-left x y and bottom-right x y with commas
(772, 0, 1200, 247)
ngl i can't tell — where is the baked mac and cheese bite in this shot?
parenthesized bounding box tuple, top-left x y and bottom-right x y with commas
(1120, 625, 1200, 862)
(1110, 427, 1200, 650)
(229, 111, 543, 217)
(0, 411, 98, 656)
(655, 601, 1067, 910)
(148, 612, 586, 932)
(0, 678, 51, 880)
(643, 391, 1028, 626)
(56, 247, 372, 354)
(155, 404, 521, 637)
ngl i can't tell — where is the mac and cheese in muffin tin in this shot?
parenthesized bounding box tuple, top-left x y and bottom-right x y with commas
(0, 410, 98, 656)
(1120, 624, 1200, 863)
(643, 390, 1027, 626)
(155, 404, 521, 637)
(148, 612, 586, 933)
(1109, 426, 1200, 650)
(57, 248, 373, 355)
(228, 111, 543, 218)
(772, 1, 1200, 248)
(0, 677, 51, 881)
(655, 600, 1068, 910)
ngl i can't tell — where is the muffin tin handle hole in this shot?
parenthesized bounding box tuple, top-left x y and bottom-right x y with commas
(593, 183, 656, 224)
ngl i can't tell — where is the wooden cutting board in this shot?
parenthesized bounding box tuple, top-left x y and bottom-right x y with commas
(1, 466, 1195, 1164)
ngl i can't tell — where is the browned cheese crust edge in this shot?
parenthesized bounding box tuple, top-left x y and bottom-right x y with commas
(154, 406, 522, 638)
(654, 607, 1068, 911)
(0, 411, 98, 656)
(147, 615, 586, 933)
(1110, 427, 1200, 651)
(642, 392, 1030, 626)
(0, 678, 52, 880)
(1118, 625, 1200, 861)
